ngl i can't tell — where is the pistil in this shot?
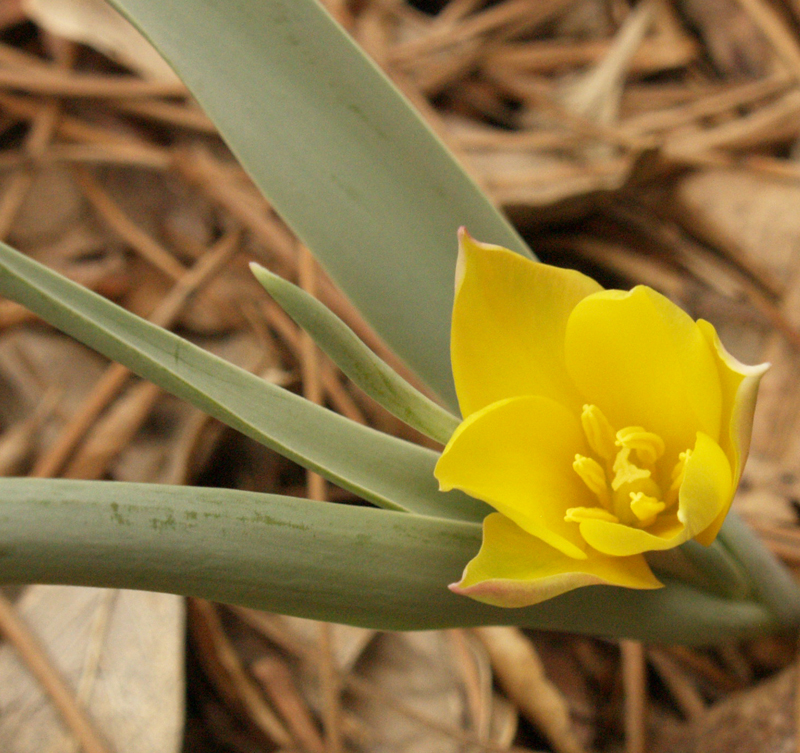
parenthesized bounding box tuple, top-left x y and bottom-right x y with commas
(569, 404, 691, 532)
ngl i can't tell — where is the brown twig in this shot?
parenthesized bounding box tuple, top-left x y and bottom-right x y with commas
(30, 229, 240, 478)
(665, 646, 744, 693)
(447, 629, 493, 742)
(0, 67, 186, 98)
(251, 655, 326, 753)
(188, 599, 292, 747)
(73, 166, 186, 280)
(732, 0, 800, 81)
(647, 648, 706, 721)
(474, 626, 588, 753)
(0, 76, 65, 238)
(621, 640, 647, 753)
(111, 97, 216, 132)
(619, 73, 792, 137)
(389, 0, 574, 65)
(231, 608, 520, 753)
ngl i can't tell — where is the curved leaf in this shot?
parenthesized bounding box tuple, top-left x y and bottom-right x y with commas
(250, 262, 460, 444)
(0, 478, 776, 643)
(108, 0, 533, 407)
(0, 240, 489, 523)
(718, 513, 800, 629)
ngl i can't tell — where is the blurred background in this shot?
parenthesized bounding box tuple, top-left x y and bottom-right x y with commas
(0, 0, 799, 750)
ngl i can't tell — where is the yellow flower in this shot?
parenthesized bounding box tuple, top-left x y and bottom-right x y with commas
(435, 229, 768, 607)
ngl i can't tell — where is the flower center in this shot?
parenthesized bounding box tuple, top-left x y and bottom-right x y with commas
(565, 404, 691, 529)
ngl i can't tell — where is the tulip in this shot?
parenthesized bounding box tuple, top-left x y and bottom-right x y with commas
(435, 229, 768, 607)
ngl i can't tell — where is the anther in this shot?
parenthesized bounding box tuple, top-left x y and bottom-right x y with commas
(573, 454, 611, 509)
(616, 426, 665, 466)
(581, 404, 616, 460)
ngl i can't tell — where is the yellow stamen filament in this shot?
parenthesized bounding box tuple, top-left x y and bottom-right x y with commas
(629, 492, 666, 526)
(580, 404, 616, 460)
(572, 409, 680, 532)
(564, 507, 619, 524)
(616, 426, 665, 466)
(573, 454, 611, 509)
(666, 449, 692, 506)
(611, 446, 651, 491)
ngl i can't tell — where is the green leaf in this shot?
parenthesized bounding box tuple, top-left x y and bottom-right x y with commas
(718, 513, 800, 629)
(0, 478, 776, 643)
(108, 0, 533, 408)
(250, 262, 460, 444)
(0, 240, 489, 523)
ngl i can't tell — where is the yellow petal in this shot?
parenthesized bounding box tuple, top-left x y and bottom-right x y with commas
(578, 514, 687, 557)
(451, 513, 662, 608)
(564, 286, 722, 457)
(452, 229, 602, 418)
(435, 395, 591, 559)
(565, 506, 619, 523)
(694, 320, 768, 545)
(677, 431, 732, 540)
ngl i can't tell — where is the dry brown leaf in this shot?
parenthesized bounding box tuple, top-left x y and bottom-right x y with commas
(0, 330, 106, 429)
(347, 630, 512, 753)
(0, 586, 184, 753)
(5, 165, 86, 248)
(280, 616, 376, 674)
(23, 0, 179, 82)
(675, 168, 800, 467)
(476, 627, 588, 753)
(652, 663, 796, 753)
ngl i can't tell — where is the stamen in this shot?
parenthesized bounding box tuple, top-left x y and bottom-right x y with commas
(616, 426, 665, 466)
(565, 506, 619, 524)
(671, 450, 692, 486)
(573, 454, 611, 508)
(630, 492, 666, 526)
(581, 404, 616, 460)
(666, 449, 692, 506)
(611, 446, 651, 491)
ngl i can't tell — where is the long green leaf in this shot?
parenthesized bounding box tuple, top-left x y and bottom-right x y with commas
(0, 478, 776, 643)
(108, 0, 532, 408)
(718, 514, 800, 629)
(250, 262, 460, 444)
(0, 240, 488, 523)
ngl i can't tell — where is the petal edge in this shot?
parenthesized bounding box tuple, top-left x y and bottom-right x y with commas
(452, 513, 662, 608)
(435, 395, 591, 559)
(695, 320, 768, 545)
(452, 230, 602, 417)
